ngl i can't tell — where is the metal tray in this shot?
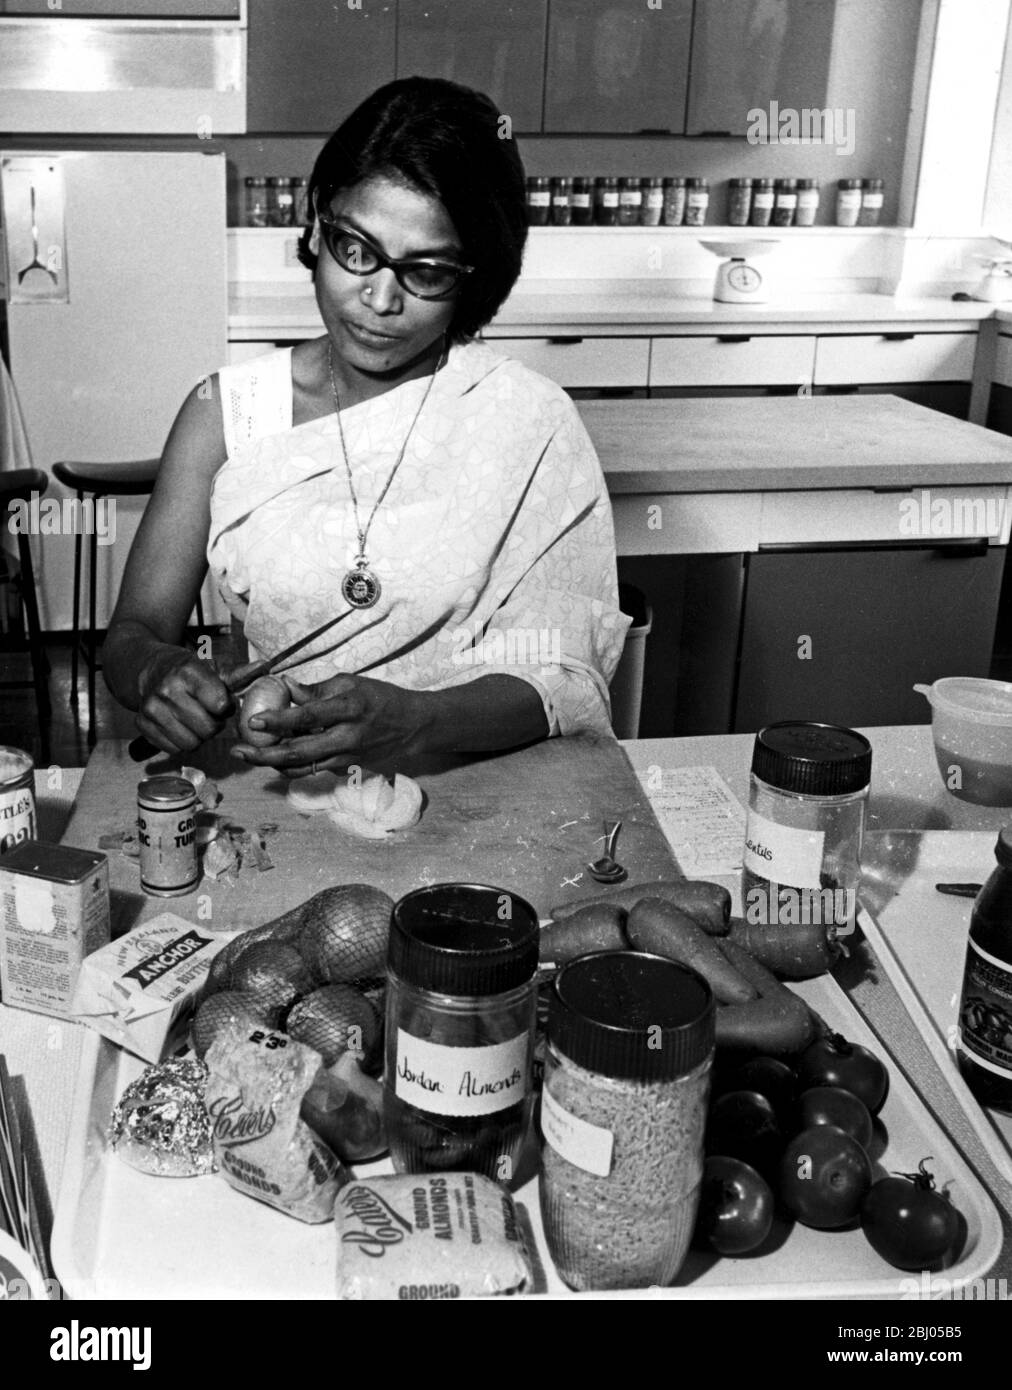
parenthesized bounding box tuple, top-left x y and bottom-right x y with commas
(51, 968, 1003, 1300)
(859, 829, 1012, 1186)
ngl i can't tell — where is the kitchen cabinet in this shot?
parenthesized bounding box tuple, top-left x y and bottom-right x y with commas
(2, 1, 240, 12)
(396, 0, 547, 134)
(686, 0, 836, 137)
(491, 335, 649, 389)
(650, 335, 816, 389)
(543, 0, 693, 134)
(814, 332, 978, 386)
(246, 0, 395, 133)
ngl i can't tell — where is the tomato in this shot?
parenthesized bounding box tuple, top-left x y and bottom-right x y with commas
(779, 1124, 872, 1229)
(861, 1161, 967, 1272)
(720, 1057, 798, 1129)
(797, 1085, 873, 1151)
(797, 1033, 889, 1115)
(705, 1090, 784, 1183)
(694, 1156, 775, 1256)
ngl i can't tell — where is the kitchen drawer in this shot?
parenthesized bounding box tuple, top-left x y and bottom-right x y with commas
(759, 486, 1012, 547)
(610, 493, 761, 556)
(814, 331, 977, 385)
(493, 336, 649, 388)
(995, 332, 1012, 389)
(649, 334, 816, 388)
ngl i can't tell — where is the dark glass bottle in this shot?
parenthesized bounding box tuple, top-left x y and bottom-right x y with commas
(957, 829, 1012, 1113)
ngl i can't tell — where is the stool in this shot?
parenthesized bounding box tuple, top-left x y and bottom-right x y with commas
(51, 460, 206, 746)
(1, 468, 52, 757)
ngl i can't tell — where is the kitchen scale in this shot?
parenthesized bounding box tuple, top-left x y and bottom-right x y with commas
(699, 239, 779, 304)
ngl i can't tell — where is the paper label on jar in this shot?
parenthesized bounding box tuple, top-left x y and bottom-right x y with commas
(753, 191, 774, 208)
(601, 192, 619, 207)
(571, 193, 591, 208)
(863, 192, 884, 208)
(687, 191, 708, 207)
(528, 192, 550, 207)
(743, 806, 824, 889)
(541, 1085, 614, 1177)
(393, 1029, 529, 1117)
(777, 193, 798, 208)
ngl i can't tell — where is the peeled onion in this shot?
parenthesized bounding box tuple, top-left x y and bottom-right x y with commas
(238, 676, 290, 747)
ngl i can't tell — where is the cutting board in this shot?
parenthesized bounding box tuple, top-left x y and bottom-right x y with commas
(59, 734, 684, 934)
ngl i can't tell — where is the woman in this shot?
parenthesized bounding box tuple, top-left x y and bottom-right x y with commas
(104, 78, 630, 773)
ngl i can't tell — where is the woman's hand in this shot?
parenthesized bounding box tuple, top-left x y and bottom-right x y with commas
(135, 646, 234, 755)
(232, 673, 432, 775)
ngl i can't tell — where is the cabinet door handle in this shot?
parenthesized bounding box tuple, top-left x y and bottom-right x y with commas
(547, 336, 584, 345)
(930, 538, 990, 557)
(717, 335, 752, 344)
(882, 333, 916, 342)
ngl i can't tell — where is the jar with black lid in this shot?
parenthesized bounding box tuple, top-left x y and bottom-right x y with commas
(551, 176, 572, 226)
(859, 178, 885, 227)
(795, 178, 820, 227)
(750, 177, 775, 227)
(595, 176, 620, 226)
(773, 178, 798, 227)
(836, 178, 863, 227)
(727, 177, 753, 227)
(640, 176, 664, 226)
(570, 176, 594, 225)
(684, 177, 709, 227)
(618, 176, 643, 226)
(957, 829, 1012, 1112)
(662, 177, 686, 226)
(244, 176, 268, 228)
(384, 882, 539, 1184)
(526, 176, 551, 226)
(742, 723, 872, 935)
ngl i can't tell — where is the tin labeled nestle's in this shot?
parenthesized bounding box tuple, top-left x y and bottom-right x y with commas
(0, 746, 36, 856)
(0, 841, 111, 1017)
(137, 776, 199, 897)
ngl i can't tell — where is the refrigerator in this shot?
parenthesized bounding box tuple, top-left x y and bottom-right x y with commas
(1, 149, 229, 631)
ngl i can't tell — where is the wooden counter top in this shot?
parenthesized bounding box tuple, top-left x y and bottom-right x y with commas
(581, 394, 1012, 493)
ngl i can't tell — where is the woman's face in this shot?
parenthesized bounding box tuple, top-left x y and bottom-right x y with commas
(315, 174, 461, 377)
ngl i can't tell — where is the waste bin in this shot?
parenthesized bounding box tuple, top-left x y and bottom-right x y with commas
(610, 583, 653, 739)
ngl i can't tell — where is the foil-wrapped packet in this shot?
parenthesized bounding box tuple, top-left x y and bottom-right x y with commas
(204, 1018, 350, 1223)
(109, 1058, 215, 1178)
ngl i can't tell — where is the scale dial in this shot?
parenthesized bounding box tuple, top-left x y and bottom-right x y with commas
(727, 261, 763, 293)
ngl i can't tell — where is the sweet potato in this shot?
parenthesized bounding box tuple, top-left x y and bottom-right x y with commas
(539, 903, 628, 964)
(549, 879, 731, 936)
(727, 915, 842, 980)
(713, 939, 817, 1056)
(625, 898, 756, 1005)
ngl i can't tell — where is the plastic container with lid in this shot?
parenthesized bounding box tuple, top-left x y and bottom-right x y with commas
(539, 951, 714, 1291)
(526, 176, 551, 226)
(727, 177, 753, 227)
(640, 176, 664, 227)
(914, 677, 1012, 806)
(750, 177, 775, 227)
(957, 829, 1012, 1112)
(859, 178, 885, 227)
(684, 177, 709, 228)
(595, 176, 620, 226)
(244, 176, 268, 228)
(617, 176, 643, 226)
(773, 178, 798, 228)
(662, 177, 686, 226)
(551, 176, 573, 226)
(795, 177, 820, 227)
(836, 178, 863, 227)
(741, 722, 873, 934)
(384, 882, 539, 1184)
(570, 176, 594, 226)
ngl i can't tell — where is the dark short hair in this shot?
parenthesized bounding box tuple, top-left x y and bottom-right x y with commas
(298, 77, 528, 341)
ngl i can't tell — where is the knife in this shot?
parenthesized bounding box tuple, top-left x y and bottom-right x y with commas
(127, 607, 356, 763)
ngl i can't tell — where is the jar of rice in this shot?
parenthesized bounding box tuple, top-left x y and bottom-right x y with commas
(539, 951, 714, 1291)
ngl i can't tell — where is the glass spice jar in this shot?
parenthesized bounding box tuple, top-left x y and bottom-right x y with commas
(795, 177, 820, 227)
(384, 883, 539, 1185)
(618, 176, 643, 226)
(570, 176, 594, 226)
(526, 176, 551, 226)
(741, 722, 872, 936)
(773, 178, 798, 228)
(640, 176, 664, 227)
(684, 177, 709, 228)
(727, 177, 753, 227)
(836, 178, 863, 227)
(662, 177, 687, 227)
(244, 176, 268, 228)
(539, 952, 714, 1292)
(859, 178, 885, 227)
(268, 176, 295, 228)
(750, 177, 775, 227)
(551, 176, 573, 226)
(292, 176, 310, 226)
(595, 177, 620, 226)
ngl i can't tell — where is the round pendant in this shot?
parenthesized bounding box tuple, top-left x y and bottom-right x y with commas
(341, 565, 381, 608)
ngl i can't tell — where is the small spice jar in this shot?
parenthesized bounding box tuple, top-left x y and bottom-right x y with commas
(795, 177, 820, 227)
(539, 952, 714, 1292)
(640, 176, 664, 227)
(859, 178, 885, 227)
(267, 176, 295, 227)
(617, 176, 643, 226)
(244, 176, 268, 228)
(594, 176, 620, 226)
(570, 176, 594, 226)
(727, 177, 753, 227)
(526, 176, 551, 226)
(836, 178, 863, 227)
(661, 177, 687, 227)
(550, 176, 573, 226)
(384, 882, 539, 1184)
(741, 722, 872, 935)
(750, 177, 775, 227)
(773, 178, 798, 228)
(292, 176, 310, 225)
(684, 177, 709, 227)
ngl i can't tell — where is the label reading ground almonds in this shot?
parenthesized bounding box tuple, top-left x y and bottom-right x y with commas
(393, 1029, 529, 1118)
(541, 1085, 614, 1177)
(743, 805, 824, 889)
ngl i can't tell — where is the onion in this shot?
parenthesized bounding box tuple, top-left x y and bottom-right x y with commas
(238, 675, 290, 747)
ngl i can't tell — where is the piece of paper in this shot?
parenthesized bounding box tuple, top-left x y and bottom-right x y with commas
(636, 764, 746, 877)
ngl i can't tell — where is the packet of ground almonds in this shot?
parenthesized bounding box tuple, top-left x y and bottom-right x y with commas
(69, 913, 232, 1063)
(334, 1173, 533, 1300)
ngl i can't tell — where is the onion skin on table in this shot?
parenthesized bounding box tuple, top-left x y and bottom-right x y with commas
(713, 939, 818, 1056)
(626, 897, 757, 1005)
(727, 916, 843, 980)
(548, 879, 731, 935)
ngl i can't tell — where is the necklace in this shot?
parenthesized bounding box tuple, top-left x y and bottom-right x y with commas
(327, 337, 443, 608)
